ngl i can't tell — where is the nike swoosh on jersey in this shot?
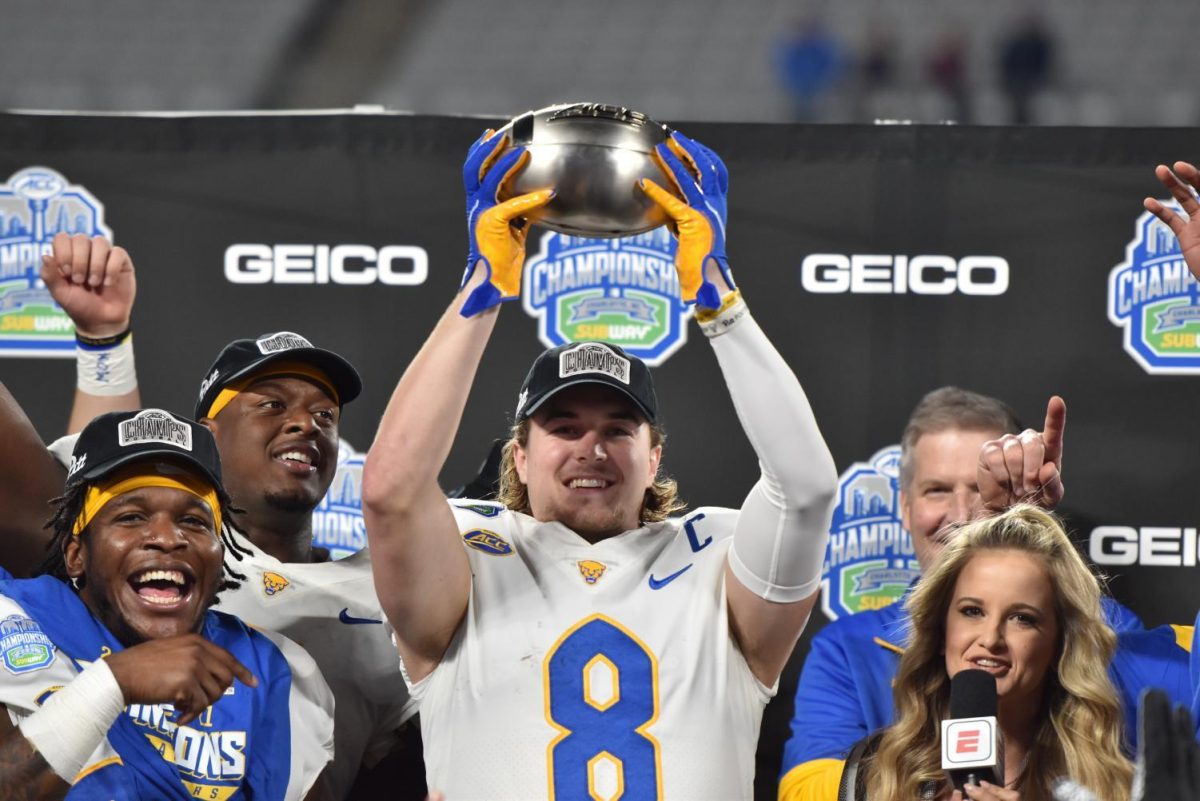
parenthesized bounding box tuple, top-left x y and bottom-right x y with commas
(338, 608, 383, 625)
(648, 564, 693, 590)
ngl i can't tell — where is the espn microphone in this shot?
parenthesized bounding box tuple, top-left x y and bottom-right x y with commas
(941, 669, 1004, 792)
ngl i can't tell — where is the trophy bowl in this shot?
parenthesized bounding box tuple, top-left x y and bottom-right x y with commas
(496, 103, 682, 238)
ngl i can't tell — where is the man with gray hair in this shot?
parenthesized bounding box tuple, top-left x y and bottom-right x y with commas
(776, 387, 1157, 801)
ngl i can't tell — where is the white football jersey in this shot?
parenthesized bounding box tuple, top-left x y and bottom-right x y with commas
(408, 500, 773, 801)
(217, 531, 418, 799)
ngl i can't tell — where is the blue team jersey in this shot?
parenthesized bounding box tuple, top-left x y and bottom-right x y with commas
(0, 576, 333, 800)
(779, 590, 1182, 801)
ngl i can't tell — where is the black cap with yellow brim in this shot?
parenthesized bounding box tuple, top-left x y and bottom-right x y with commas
(194, 331, 362, 420)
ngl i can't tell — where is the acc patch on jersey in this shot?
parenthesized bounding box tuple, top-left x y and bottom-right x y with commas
(462, 529, 513, 556)
(0, 614, 55, 674)
(820, 446, 919, 621)
(0, 167, 111, 358)
(261, 571, 290, 596)
(1108, 202, 1200, 373)
(522, 229, 693, 366)
(577, 560, 607, 585)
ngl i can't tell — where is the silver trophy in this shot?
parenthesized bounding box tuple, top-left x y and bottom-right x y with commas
(497, 103, 683, 238)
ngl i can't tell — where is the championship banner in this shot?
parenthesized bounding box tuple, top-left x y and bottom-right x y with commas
(3, 112, 1199, 797)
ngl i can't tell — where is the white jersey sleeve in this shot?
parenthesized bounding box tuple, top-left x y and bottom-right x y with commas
(254, 627, 336, 801)
(0, 594, 120, 781)
(709, 312, 838, 602)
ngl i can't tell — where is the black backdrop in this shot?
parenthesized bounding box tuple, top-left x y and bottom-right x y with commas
(2, 111, 1198, 798)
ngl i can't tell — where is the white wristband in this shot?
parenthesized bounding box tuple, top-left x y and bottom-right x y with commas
(76, 335, 138, 396)
(18, 658, 126, 782)
(695, 290, 750, 338)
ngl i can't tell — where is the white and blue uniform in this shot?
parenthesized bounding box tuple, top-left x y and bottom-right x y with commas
(47, 435, 418, 800)
(410, 502, 768, 801)
(407, 311, 838, 801)
(0, 576, 333, 800)
(204, 529, 419, 799)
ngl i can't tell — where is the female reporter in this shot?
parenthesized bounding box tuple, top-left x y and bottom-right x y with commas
(863, 505, 1131, 801)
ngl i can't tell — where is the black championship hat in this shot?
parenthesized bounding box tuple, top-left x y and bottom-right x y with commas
(515, 341, 658, 423)
(66, 409, 223, 491)
(194, 331, 362, 420)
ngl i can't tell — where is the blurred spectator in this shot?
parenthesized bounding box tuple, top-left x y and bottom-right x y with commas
(775, 17, 844, 121)
(860, 25, 896, 90)
(927, 27, 970, 123)
(999, 13, 1055, 124)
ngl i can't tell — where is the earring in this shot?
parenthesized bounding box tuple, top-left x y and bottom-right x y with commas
(69, 576, 81, 591)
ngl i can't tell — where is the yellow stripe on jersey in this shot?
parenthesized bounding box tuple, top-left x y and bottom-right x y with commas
(873, 636, 904, 655)
(1171, 624, 1194, 651)
(73, 756, 123, 783)
(778, 758, 846, 801)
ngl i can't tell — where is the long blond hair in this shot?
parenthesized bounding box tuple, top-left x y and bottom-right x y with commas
(496, 418, 686, 522)
(866, 505, 1132, 801)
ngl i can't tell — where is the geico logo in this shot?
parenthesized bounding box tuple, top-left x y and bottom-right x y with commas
(800, 254, 1009, 295)
(225, 244, 428, 286)
(1089, 526, 1200, 566)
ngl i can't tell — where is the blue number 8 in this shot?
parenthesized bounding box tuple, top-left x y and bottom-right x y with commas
(545, 615, 662, 800)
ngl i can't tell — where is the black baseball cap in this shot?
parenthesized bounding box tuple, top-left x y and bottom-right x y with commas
(194, 331, 362, 420)
(66, 409, 223, 492)
(515, 341, 658, 423)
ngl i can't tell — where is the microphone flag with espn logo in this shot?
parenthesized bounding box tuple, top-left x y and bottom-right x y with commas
(941, 669, 1004, 791)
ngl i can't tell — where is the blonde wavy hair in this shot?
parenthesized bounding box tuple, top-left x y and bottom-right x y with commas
(866, 504, 1132, 801)
(496, 418, 686, 522)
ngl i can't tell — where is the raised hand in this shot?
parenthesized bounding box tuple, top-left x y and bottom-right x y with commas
(459, 130, 554, 317)
(39, 233, 135, 338)
(977, 396, 1065, 512)
(639, 132, 734, 310)
(1133, 689, 1200, 800)
(1144, 162, 1200, 282)
(106, 634, 256, 725)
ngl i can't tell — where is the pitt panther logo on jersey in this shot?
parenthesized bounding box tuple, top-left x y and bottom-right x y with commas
(462, 529, 513, 556)
(0, 167, 111, 358)
(261, 572, 290, 596)
(522, 229, 692, 366)
(1109, 201, 1200, 373)
(577, 560, 607, 585)
(820, 446, 919, 620)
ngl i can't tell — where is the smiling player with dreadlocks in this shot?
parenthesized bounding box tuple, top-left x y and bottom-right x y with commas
(0, 409, 333, 801)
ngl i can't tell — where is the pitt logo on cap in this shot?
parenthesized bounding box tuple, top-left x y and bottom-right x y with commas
(198, 368, 220, 401)
(118, 410, 193, 451)
(261, 572, 290, 596)
(559, 342, 630, 384)
(577, 560, 607, 585)
(256, 331, 313, 355)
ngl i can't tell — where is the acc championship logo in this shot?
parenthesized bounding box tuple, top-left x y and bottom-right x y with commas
(312, 440, 366, 560)
(1108, 203, 1200, 373)
(820, 445, 920, 620)
(0, 167, 111, 357)
(522, 229, 692, 366)
(0, 615, 55, 675)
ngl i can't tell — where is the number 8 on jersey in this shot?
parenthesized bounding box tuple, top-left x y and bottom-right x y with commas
(544, 615, 663, 800)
